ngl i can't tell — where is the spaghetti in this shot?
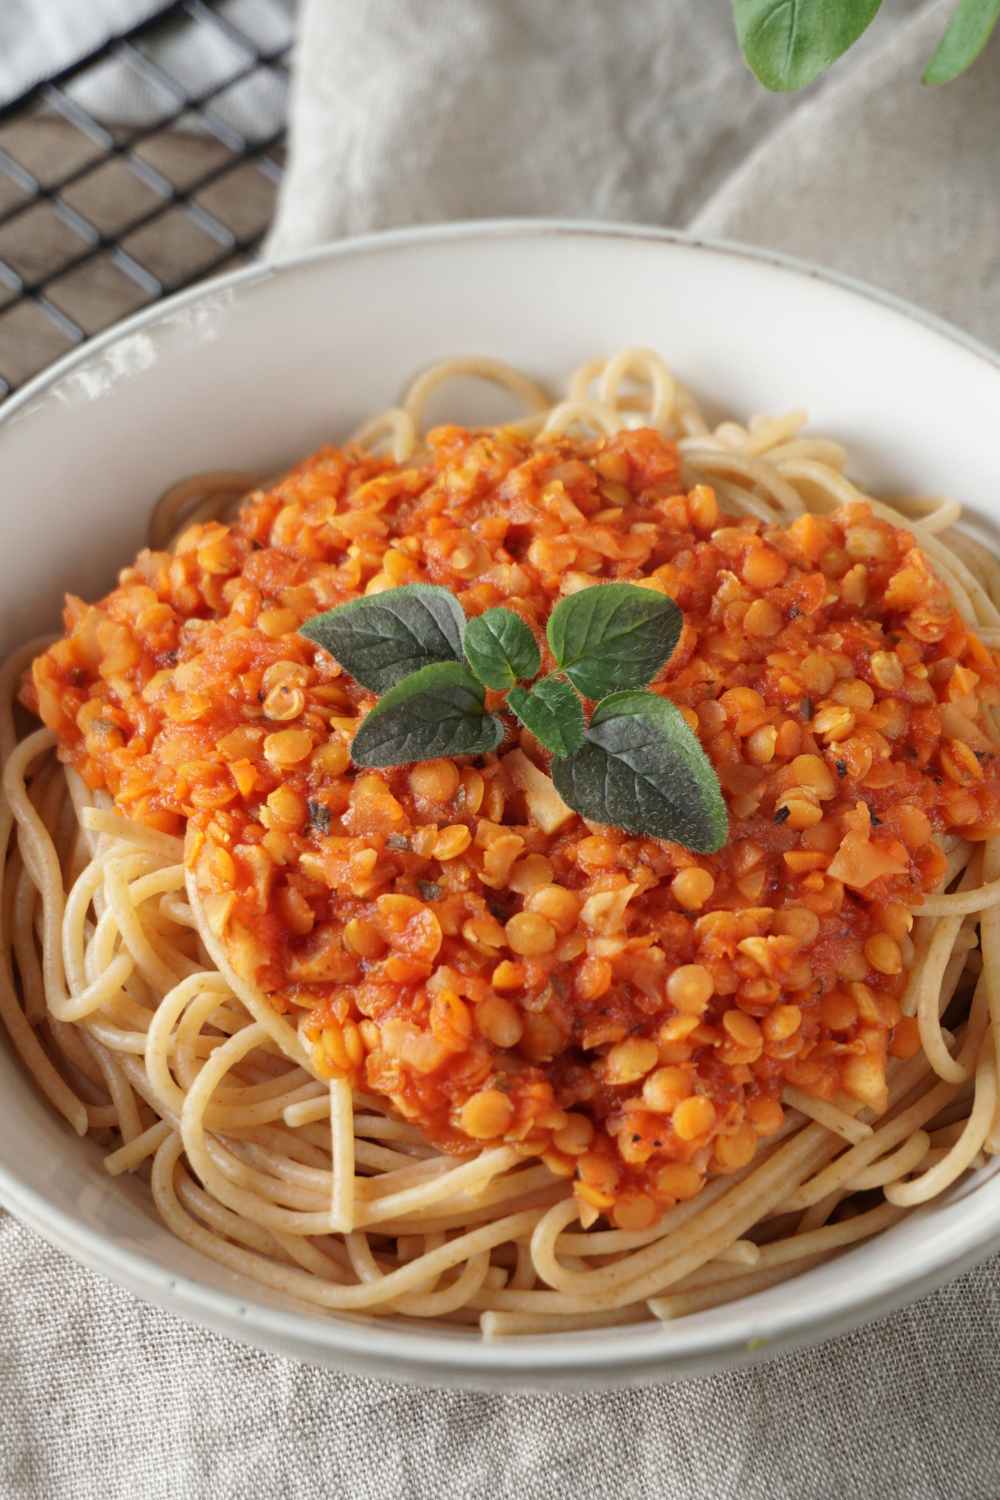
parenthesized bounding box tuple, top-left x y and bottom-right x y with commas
(4, 347, 1000, 1337)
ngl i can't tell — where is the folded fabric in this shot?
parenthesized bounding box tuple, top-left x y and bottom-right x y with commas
(268, 0, 1000, 345)
(265, 0, 1000, 345)
(0, 0, 163, 106)
(0, 0, 292, 138)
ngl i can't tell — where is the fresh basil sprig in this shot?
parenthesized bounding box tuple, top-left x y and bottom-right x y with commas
(508, 675, 585, 758)
(464, 606, 541, 689)
(350, 661, 505, 767)
(300, 582, 727, 852)
(299, 584, 465, 693)
(732, 0, 882, 92)
(732, 0, 999, 91)
(546, 582, 682, 699)
(552, 692, 727, 851)
(923, 0, 1000, 84)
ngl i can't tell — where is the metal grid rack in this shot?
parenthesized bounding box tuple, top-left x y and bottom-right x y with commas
(0, 0, 292, 399)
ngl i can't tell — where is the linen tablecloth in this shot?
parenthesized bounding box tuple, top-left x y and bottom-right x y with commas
(4, 2, 1000, 1495)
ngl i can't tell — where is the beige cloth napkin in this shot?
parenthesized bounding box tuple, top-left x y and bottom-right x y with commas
(5, 1, 1000, 1496)
(268, 0, 1000, 345)
(0, 0, 293, 133)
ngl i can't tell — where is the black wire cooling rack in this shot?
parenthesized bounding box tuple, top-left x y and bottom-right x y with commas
(0, 0, 292, 400)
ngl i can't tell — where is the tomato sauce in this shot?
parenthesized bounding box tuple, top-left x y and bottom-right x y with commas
(26, 425, 1000, 1229)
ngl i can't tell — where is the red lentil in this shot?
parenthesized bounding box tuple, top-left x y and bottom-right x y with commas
(25, 425, 1000, 1223)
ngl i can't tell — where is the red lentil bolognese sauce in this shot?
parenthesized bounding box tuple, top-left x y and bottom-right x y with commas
(25, 415, 1000, 1237)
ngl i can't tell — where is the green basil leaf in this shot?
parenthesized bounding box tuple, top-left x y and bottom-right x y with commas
(508, 676, 586, 757)
(350, 662, 504, 768)
(546, 583, 682, 700)
(924, 0, 1000, 83)
(552, 691, 728, 853)
(299, 585, 465, 693)
(464, 607, 541, 690)
(733, 0, 883, 91)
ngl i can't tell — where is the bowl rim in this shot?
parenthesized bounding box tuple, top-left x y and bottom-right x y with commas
(2, 216, 999, 1383)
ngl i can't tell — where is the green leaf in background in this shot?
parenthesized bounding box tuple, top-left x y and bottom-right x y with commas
(299, 585, 465, 694)
(508, 675, 586, 757)
(552, 691, 728, 853)
(546, 583, 682, 700)
(924, 0, 1000, 83)
(350, 661, 504, 768)
(464, 607, 541, 690)
(732, 0, 883, 91)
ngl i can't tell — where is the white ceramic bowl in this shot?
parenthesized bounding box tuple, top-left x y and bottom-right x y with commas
(2, 221, 1000, 1390)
